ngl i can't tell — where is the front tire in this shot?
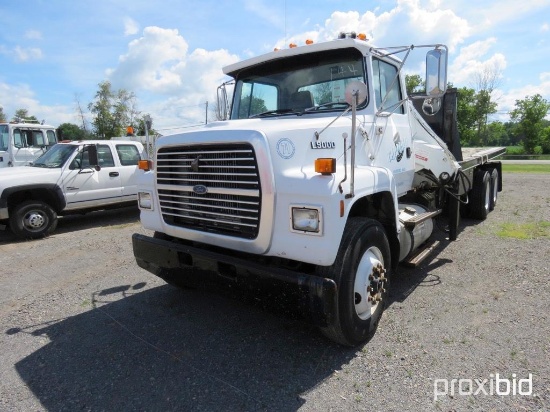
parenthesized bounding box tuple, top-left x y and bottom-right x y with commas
(319, 218, 391, 346)
(9, 201, 58, 239)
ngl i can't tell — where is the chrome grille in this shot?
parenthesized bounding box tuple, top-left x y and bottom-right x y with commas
(156, 143, 261, 239)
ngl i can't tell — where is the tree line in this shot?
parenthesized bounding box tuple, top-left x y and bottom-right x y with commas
(2, 77, 549, 154)
(0, 80, 155, 141)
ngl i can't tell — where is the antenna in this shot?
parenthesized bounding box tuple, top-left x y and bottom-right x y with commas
(284, 0, 287, 47)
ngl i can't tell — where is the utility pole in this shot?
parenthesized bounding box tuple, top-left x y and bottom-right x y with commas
(205, 101, 209, 124)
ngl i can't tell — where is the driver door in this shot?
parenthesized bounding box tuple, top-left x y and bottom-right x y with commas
(62, 144, 122, 210)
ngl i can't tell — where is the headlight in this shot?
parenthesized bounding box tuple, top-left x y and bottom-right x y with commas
(291, 206, 322, 234)
(138, 191, 153, 210)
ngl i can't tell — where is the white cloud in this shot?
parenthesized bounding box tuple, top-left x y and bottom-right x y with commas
(541, 23, 549, 32)
(497, 72, 550, 117)
(275, 1, 470, 52)
(243, 0, 284, 29)
(124, 17, 139, 36)
(25, 30, 42, 40)
(449, 38, 507, 87)
(0, 82, 72, 125)
(14, 46, 43, 62)
(107, 26, 239, 128)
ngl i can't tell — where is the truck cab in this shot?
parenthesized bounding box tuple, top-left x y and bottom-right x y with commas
(0, 120, 58, 167)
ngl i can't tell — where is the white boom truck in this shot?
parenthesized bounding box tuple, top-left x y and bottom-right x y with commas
(0, 120, 58, 167)
(132, 34, 505, 346)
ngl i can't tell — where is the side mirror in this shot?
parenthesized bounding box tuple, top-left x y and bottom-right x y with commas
(87, 144, 101, 171)
(344, 81, 368, 106)
(425, 47, 448, 98)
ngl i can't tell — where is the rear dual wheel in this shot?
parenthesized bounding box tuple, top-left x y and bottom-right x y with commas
(319, 218, 391, 346)
(469, 170, 491, 220)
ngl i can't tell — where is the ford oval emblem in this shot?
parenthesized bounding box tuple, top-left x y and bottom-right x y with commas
(193, 184, 208, 195)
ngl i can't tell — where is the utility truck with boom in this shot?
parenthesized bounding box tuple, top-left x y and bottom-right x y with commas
(132, 33, 504, 346)
(0, 120, 58, 168)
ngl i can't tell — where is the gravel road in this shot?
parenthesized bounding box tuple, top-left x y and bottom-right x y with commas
(0, 173, 548, 411)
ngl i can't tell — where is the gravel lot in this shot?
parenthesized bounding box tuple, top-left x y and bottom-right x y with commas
(0, 173, 548, 411)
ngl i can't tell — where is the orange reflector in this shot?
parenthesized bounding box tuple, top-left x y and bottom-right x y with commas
(340, 200, 345, 217)
(306, 39, 314, 45)
(138, 160, 151, 171)
(357, 33, 367, 41)
(289, 43, 297, 48)
(315, 158, 336, 175)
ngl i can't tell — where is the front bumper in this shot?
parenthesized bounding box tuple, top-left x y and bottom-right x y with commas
(132, 233, 337, 326)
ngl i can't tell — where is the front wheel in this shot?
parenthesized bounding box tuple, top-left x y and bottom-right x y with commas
(9, 200, 58, 239)
(318, 218, 391, 346)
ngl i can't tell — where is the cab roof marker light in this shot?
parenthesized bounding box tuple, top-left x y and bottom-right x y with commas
(306, 39, 314, 45)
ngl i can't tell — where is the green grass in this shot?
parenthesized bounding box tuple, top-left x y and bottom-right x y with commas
(497, 221, 550, 239)
(502, 164, 550, 173)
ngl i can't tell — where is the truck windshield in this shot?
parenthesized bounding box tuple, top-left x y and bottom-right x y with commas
(32, 144, 76, 168)
(231, 47, 366, 119)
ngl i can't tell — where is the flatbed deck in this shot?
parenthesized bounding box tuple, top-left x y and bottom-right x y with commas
(459, 147, 506, 170)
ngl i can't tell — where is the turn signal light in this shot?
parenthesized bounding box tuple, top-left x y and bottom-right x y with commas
(138, 159, 152, 171)
(315, 158, 336, 175)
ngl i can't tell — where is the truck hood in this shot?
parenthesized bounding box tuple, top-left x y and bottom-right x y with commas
(0, 166, 61, 189)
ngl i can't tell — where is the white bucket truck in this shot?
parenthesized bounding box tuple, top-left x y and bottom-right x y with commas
(132, 33, 504, 346)
(0, 120, 58, 167)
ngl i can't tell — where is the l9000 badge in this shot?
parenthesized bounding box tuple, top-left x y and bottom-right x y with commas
(311, 141, 336, 149)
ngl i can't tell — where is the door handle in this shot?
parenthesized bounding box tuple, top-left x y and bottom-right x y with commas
(109, 172, 119, 177)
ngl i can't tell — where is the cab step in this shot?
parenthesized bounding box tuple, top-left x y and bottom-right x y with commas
(401, 209, 442, 229)
(403, 240, 441, 267)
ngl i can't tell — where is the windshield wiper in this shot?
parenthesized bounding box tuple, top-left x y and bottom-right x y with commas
(249, 108, 300, 118)
(304, 101, 350, 112)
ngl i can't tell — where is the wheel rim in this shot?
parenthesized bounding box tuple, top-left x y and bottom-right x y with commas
(23, 210, 48, 232)
(354, 246, 386, 320)
(492, 176, 498, 205)
(484, 177, 491, 212)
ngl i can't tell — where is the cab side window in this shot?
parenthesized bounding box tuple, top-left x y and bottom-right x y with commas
(372, 58, 404, 114)
(116, 144, 140, 166)
(33, 131, 45, 146)
(46, 130, 57, 145)
(13, 129, 24, 147)
(97, 145, 115, 167)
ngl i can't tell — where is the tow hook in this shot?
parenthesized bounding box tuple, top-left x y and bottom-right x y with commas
(367, 263, 386, 304)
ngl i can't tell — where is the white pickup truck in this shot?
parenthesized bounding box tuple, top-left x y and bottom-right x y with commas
(0, 139, 145, 239)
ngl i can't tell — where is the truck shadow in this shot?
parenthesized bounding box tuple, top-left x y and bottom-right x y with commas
(9, 281, 356, 411)
(55, 205, 140, 234)
(0, 206, 140, 244)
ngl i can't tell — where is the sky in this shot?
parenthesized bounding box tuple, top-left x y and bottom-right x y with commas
(1, 0, 549, 134)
